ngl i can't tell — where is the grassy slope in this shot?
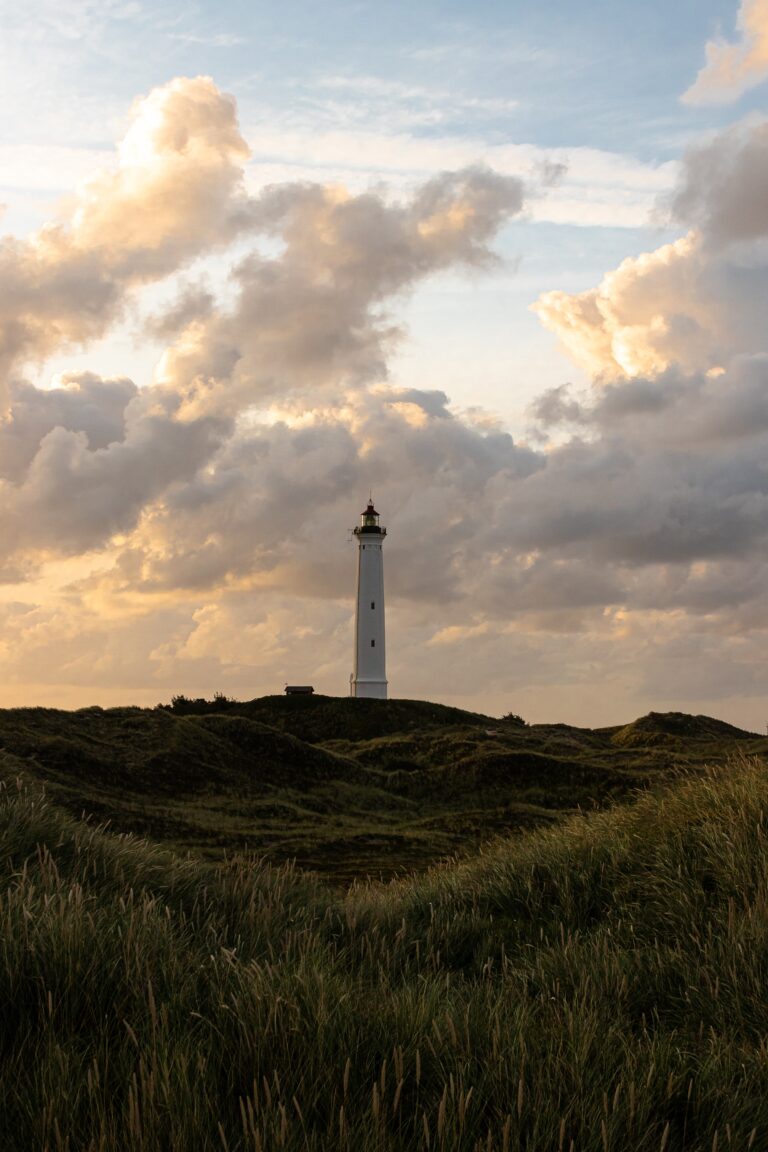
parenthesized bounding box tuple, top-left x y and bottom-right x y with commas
(3, 755, 768, 1149)
(0, 696, 765, 881)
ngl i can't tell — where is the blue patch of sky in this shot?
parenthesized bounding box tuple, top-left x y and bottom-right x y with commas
(394, 221, 671, 427)
(6, 0, 758, 162)
(126, 0, 761, 160)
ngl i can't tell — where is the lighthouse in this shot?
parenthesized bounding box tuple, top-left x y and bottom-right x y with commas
(350, 499, 388, 699)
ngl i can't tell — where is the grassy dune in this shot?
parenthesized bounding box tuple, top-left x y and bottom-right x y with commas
(3, 753, 768, 1149)
(0, 696, 763, 880)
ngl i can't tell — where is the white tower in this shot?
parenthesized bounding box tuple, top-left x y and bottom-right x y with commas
(350, 499, 388, 699)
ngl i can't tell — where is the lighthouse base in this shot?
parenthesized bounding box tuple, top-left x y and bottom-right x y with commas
(350, 676, 388, 700)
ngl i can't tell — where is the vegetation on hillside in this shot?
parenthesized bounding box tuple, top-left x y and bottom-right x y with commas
(2, 755, 768, 1149)
(0, 696, 763, 881)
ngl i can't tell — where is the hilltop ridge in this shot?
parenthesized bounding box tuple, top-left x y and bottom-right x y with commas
(0, 695, 764, 880)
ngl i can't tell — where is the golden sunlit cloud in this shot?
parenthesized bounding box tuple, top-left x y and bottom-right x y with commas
(0, 77, 252, 400)
(683, 0, 768, 105)
(532, 233, 710, 379)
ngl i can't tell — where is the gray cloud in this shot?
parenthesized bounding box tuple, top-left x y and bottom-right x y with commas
(64, 349, 768, 633)
(528, 383, 587, 427)
(144, 282, 216, 340)
(670, 121, 768, 244)
(1, 390, 230, 556)
(0, 373, 137, 480)
(81, 390, 540, 606)
(512, 356, 768, 584)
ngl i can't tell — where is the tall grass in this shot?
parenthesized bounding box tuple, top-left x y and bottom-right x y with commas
(2, 756, 768, 1149)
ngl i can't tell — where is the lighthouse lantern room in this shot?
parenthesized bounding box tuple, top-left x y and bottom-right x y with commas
(350, 499, 388, 699)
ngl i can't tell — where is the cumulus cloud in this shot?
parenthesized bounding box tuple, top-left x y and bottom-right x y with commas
(78, 389, 540, 610)
(500, 110, 768, 721)
(0, 80, 528, 577)
(516, 362, 768, 569)
(0, 76, 250, 400)
(154, 165, 526, 416)
(683, 0, 768, 105)
(525, 116, 768, 607)
(669, 120, 768, 243)
(534, 233, 712, 378)
(144, 282, 216, 340)
(70, 348, 768, 653)
(460, 108, 764, 718)
(0, 373, 137, 481)
(4, 398, 228, 557)
(533, 117, 768, 380)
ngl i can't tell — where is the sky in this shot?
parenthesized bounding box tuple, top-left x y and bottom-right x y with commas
(1, 0, 768, 727)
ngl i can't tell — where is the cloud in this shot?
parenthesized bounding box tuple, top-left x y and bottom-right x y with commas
(515, 360, 768, 568)
(532, 233, 727, 378)
(683, 0, 768, 105)
(241, 122, 672, 230)
(524, 116, 768, 601)
(155, 165, 526, 414)
(68, 348, 768, 642)
(669, 120, 768, 243)
(0, 373, 137, 481)
(171, 32, 247, 48)
(144, 282, 216, 340)
(0, 75, 251, 400)
(0, 380, 229, 558)
(316, 74, 520, 115)
(533, 117, 768, 380)
(114, 389, 540, 605)
(0, 80, 528, 573)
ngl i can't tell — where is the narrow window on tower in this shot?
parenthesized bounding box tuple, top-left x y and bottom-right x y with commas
(371, 639, 375, 647)
(370, 601, 375, 609)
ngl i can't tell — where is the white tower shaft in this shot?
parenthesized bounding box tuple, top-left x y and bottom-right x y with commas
(351, 501, 387, 699)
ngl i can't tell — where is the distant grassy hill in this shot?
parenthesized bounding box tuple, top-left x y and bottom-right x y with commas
(219, 692, 495, 742)
(0, 695, 764, 881)
(610, 709, 756, 747)
(3, 752, 768, 1148)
